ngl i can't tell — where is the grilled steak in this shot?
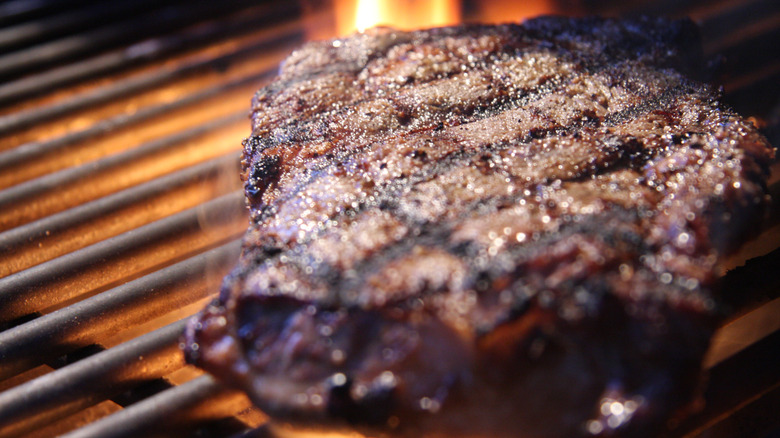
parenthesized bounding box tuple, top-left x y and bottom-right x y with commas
(183, 16, 774, 438)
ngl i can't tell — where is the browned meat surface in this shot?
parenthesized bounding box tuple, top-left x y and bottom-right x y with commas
(183, 16, 774, 438)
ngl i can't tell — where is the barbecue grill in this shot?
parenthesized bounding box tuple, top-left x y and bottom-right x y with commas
(0, 1, 777, 437)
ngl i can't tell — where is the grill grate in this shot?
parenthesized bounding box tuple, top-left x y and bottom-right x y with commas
(0, 1, 778, 437)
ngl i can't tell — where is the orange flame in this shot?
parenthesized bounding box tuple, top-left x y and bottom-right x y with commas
(336, 0, 461, 36)
(472, 0, 560, 23)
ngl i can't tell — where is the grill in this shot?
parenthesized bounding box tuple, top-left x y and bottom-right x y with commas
(0, 1, 777, 437)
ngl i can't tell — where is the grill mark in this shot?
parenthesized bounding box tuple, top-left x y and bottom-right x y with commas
(248, 58, 619, 223)
(600, 80, 702, 127)
(263, 36, 628, 145)
(246, 34, 681, 217)
(239, 21, 702, 273)
(256, 23, 554, 107)
(232, 79, 702, 309)
(315, 85, 704, 305)
(258, 76, 695, 229)
(250, 36, 565, 141)
(250, 201, 651, 317)
(246, 78, 697, 284)
(251, 52, 568, 150)
(250, 55, 698, 225)
(247, 71, 567, 222)
(240, 38, 703, 303)
(250, 180, 647, 312)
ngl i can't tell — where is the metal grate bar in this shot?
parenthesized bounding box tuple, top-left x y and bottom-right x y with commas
(0, 111, 246, 231)
(0, 0, 164, 53)
(0, 69, 277, 188)
(0, 1, 290, 436)
(687, 386, 780, 438)
(0, 0, 261, 81)
(0, 192, 246, 325)
(0, 4, 302, 109)
(697, 0, 779, 43)
(228, 426, 277, 438)
(0, 239, 241, 380)
(0, 151, 241, 276)
(0, 319, 187, 437)
(0, 0, 89, 28)
(60, 375, 253, 438)
(705, 14, 780, 75)
(669, 330, 780, 437)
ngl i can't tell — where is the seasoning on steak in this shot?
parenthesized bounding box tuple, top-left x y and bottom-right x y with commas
(183, 16, 774, 438)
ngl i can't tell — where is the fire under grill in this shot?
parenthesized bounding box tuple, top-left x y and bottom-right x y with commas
(0, 1, 777, 437)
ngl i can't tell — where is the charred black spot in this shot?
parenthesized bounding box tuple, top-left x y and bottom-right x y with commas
(398, 111, 413, 126)
(622, 137, 653, 168)
(326, 374, 397, 425)
(326, 374, 353, 418)
(242, 135, 276, 156)
(410, 150, 428, 160)
(581, 109, 601, 126)
(670, 134, 685, 145)
(261, 245, 283, 258)
(528, 127, 548, 139)
(246, 155, 282, 202)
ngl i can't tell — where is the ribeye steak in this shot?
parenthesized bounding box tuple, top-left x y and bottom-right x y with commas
(184, 16, 774, 438)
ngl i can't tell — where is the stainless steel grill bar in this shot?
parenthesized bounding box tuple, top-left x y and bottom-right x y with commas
(696, 0, 780, 118)
(0, 4, 302, 109)
(60, 375, 253, 438)
(228, 426, 276, 438)
(0, 0, 86, 27)
(0, 151, 241, 276)
(0, 69, 276, 188)
(0, 319, 187, 437)
(0, 0, 162, 53)
(0, 1, 291, 436)
(0, 238, 241, 380)
(0, 0, 260, 80)
(697, 0, 779, 44)
(670, 330, 780, 437)
(0, 111, 246, 231)
(0, 191, 246, 325)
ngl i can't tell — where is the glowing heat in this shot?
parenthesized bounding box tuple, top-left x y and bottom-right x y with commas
(354, 0, 382, 31)
(337, 0, 461, 36)
(473, 0, 560, 23)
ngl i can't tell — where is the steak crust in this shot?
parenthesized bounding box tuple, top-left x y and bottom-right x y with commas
(184, 16, 774, 438)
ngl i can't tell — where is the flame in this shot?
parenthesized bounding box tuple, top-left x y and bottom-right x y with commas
(311, 0, 563, 41)
(336, 0, 461, 36)
(354, 0, 382, 31)
(472, 0, 560, 23)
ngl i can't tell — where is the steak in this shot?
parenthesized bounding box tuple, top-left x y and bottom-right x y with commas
(183, 16, 774, 438)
